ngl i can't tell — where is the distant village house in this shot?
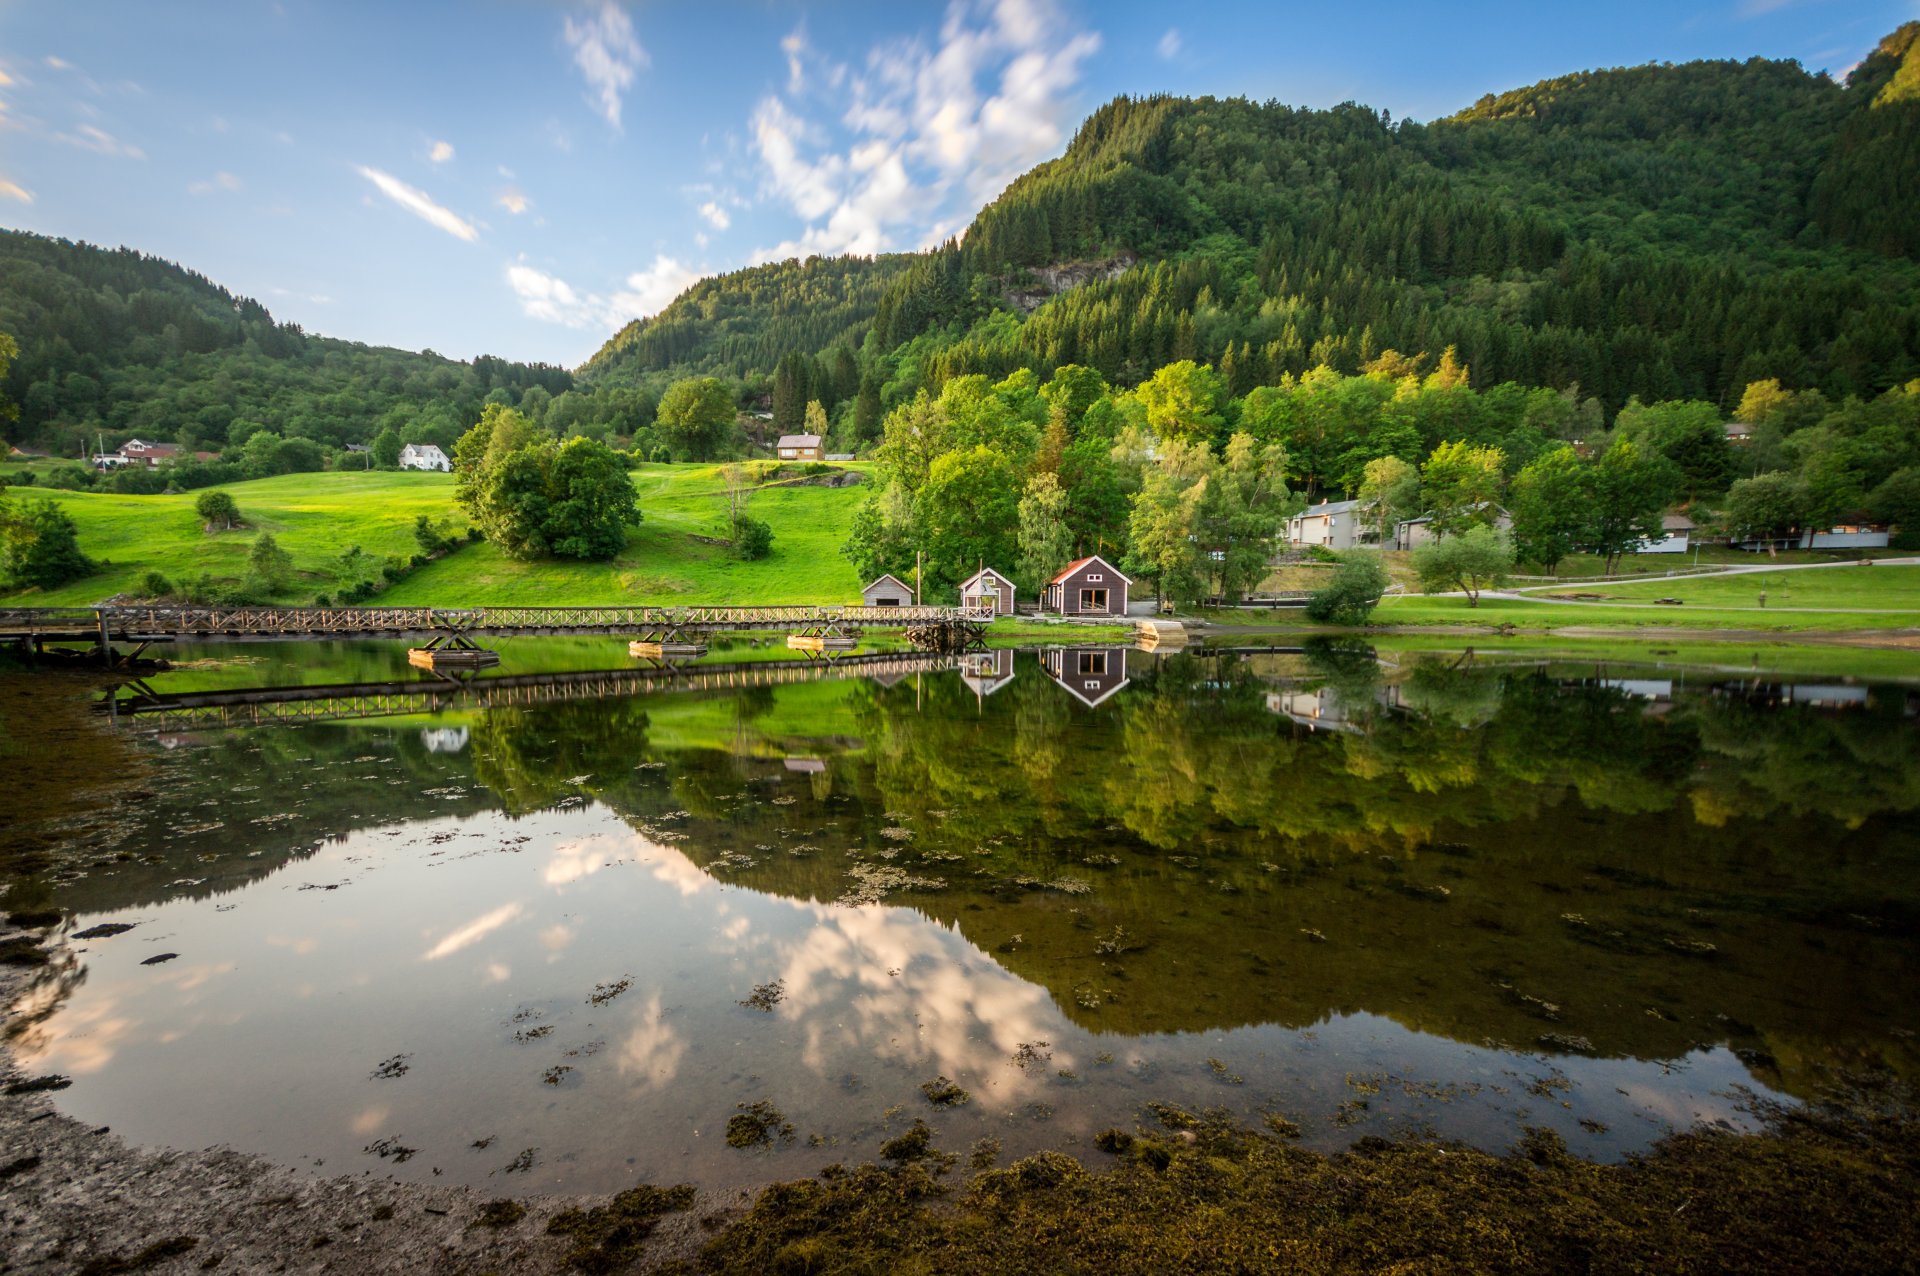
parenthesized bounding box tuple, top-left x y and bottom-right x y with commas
(1394, 506, 1513, 551)
(776, 433, 823, 462)
(1287, 498, 1365, 550)
(1636, 512, 1694, 554)
(1043, 555, 1130, 617)
(399, 443, 451, 472)
(92, 438, 216, 468)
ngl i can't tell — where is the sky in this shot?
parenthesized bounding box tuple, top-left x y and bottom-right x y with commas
(1, 0, 1912, 369)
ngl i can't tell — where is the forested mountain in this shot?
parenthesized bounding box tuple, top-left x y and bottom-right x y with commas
(0, 231, 575, 455)
(589, 25, 1920, 413)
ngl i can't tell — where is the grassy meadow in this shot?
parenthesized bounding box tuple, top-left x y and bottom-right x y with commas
(0, 465, 875, 608)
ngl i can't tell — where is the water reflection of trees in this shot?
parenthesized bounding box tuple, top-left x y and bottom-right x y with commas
(41, 652, 1920, 1103)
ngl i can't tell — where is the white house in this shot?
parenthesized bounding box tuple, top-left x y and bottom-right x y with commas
(1287, 498, 1366, 550)
(1394, 506, 1513, 551)
(1733, 523, 1891, 552)
(1636, 512, 1695, 554)
(399, 443, 451, 472)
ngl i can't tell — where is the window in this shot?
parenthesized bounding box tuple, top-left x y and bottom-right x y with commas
(874, 596, 900, 607)
(1077, 652, 1107, 676)
(1078, 588, 1108, 612)
(1087, 573, 1103, 582)
(779, 448, 795, 458)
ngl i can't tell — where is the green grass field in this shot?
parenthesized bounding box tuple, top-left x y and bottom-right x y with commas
(381, 465, 872, 606)
(0, 465, 878, 608)
(1556, 565, 1920, 610)
(1368, 591, 1920, 632)
(0, 472, 455, 606)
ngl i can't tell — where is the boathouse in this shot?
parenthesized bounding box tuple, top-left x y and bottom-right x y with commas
(1042, 555, 1129, 617)
(958, 566, 1016, 616)
(861, 573, 915, 607)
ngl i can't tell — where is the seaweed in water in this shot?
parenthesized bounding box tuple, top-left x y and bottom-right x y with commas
(920, 1075, 971, 1106)
(727, 1101, 795, 1149)
(738, 978, 785, 1012)
(546, 1183, 696, 1274)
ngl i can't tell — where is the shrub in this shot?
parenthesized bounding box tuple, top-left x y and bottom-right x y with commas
(1, 498, 95, 589)
(38, 465, 95, 491)
(731, 514, 774, 560)
(246, 532, 294, 593)
(1305, 552, 1390, 625)
(140, 570, 175, 599)
(195, 489, 241, 531)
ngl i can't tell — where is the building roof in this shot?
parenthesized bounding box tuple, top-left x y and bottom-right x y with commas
(128, 440, 181, 455)
(1662, 512, 1696, 532)
(863, 572, 915, 594)
(401, 443, 448, 457)
(1048, 554, 1132, 586)
(1725, 422, 1753, 437)
(776, 434, 822, 449)
(1298, 499, 1361, 517)
(959, 566, 1013, 589)
(1398, 503, 1509, 529)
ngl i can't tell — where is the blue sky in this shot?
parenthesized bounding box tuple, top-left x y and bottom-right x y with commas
(1, 0, 1911, 368)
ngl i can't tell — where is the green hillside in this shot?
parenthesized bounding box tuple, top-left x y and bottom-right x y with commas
(0, 230, 577, 457)
(588, 27, 1920, 411)
(0, 466, 873, 607)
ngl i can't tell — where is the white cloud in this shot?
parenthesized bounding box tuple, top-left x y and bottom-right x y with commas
(0, 178, 31, 203)
(44, 56, 71, 71)
(747, 0, 1099, 263)
(356, 165, 478, 242)
(56, 123, 144, 159)
(421, 902, 523, 960)
(429, 139, 454, 164)
(1157, 28, 1181, 60)
(563, 1, 648, 130)
(187, 171, 242, 195)
(497, 186, 530, 214)
(697, 199, 730, 230)
(507, 254, 701, 331)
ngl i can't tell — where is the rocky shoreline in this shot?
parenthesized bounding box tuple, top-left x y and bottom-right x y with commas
(0, 925, 724, 1274)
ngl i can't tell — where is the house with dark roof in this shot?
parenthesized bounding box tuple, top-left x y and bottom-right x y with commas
(1636, 512, 1695, 554)
(776, 433, 823, 461)
(1287, 498, 1366, 550)
(1041, 555, 1129, 617)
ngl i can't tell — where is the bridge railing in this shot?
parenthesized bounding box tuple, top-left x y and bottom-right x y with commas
(0, 602, 970, 638)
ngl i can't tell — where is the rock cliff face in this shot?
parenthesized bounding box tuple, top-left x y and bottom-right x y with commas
(1002, 254, 1138, 314)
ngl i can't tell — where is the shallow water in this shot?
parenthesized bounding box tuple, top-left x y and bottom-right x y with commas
(9, 638, 1919, 1195)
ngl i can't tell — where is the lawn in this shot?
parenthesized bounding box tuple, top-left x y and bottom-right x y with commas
(382, 464, 873, 606)
(0, 464, 879, 608)
(1367, 593, 1920, 632)
(0, 471, 456, 606)
(1556, 565, 1920, 611)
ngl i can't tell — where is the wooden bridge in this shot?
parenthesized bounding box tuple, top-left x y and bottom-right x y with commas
(97, 650, 963, 734)
(0, 602, 977, 662)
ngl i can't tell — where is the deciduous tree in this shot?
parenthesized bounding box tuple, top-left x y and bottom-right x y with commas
(1412, 525, 1513, 607)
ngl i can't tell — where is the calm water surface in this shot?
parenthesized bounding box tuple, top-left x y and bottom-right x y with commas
(10, 638, 1919, 1195)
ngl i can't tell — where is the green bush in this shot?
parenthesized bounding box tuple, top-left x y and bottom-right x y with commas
(140, 570, 175, 599)
(731, 514, 774, 560)
(1305, 552, 1390, 625)
(195, 489, 241, 531)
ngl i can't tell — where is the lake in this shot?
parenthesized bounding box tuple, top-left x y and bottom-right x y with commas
(8, 636, 1918, 1197)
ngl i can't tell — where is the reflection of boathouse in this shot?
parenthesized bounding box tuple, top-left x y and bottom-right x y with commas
(960, 648, 1016, 699)
(1042, 646, 1131, 707)
(420, 726, 470, 753)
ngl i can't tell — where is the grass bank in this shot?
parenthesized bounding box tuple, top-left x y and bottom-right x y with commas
(0, 465, 877, 608)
